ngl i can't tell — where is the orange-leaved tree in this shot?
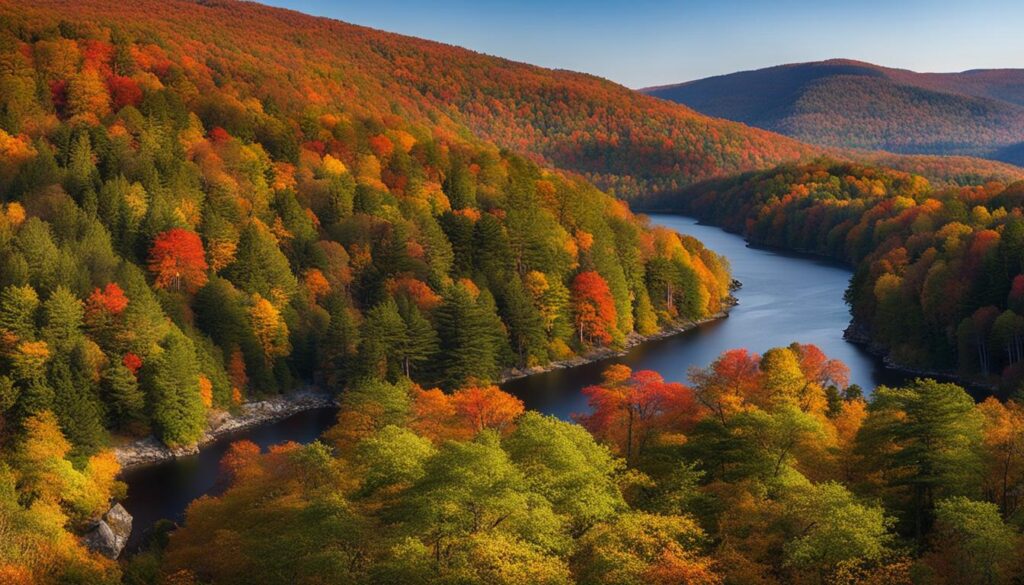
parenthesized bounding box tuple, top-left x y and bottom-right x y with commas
(579, 365, 699, 465)
(571, 271, 618, 346)
(148, 228, 209, 293)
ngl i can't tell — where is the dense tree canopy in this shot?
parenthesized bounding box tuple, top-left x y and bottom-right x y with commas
(648, 159, 1024, 391)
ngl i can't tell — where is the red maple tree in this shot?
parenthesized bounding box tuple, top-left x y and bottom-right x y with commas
(148, 228, 209, 293)
(571, 271, 617, 345)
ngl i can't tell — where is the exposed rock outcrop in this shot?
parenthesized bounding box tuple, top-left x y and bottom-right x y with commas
(82, 503, 132, 559)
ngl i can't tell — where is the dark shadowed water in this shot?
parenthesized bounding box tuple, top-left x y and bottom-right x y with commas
(120, 214, 908, 554)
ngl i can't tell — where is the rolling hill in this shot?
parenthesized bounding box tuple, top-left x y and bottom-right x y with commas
(643, 59, 1024, 165)
(2, 0, 824, 199)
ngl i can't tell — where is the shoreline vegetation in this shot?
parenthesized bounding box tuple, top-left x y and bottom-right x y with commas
(115, 297, 738, 472)
(641, 210, 1006, 400)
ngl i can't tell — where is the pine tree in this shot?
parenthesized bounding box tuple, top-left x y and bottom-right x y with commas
(101, 360, 145, 432)
(442, 158, 477, 210)
(358, 297, 408, 381)
(0, 284, 39, 340)
(49, 356, 106, 458)
(40, 286, 84, 353)
(472, 213, 512, 285)
(15, 218, 59, 293)
(433, 284, 498, 388)
(322, 294, 360, 389)
(498, 278, 547, 366)
(225, 222, 298, 303)
(397, 296, 438, 378)
(142, 327, 206, 446)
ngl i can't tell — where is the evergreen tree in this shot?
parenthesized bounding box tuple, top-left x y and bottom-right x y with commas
(472, 213, 512, 285)
(40, 286, 84, 353)
(142, 327, 206, 446)
(0, 284, 39, 340)
(396, 296, 438, 378)
(322, 294, 360, 389)
(433, 284, 498, 388)
(498, 278, 547, 366)
(358, 297, 408, 381)
(224, 222, 298, 302)
(49, 356, 106, 458)
(15, 218, 59, 293)
(857, 379, 986, 543)
(101, 360, 145, 432)
(442, 157, 477, 210)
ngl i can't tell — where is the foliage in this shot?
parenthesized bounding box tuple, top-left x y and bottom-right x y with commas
(648, 159, 1024, 388)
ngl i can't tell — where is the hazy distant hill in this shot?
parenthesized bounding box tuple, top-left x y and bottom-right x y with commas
(643, 59, 1024, 165)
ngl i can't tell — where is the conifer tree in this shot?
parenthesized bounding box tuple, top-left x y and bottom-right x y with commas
(40, 286, 84, 353)
(100, 360, 145, 432)
(498, 278, 547, 366)
(49, 356, 106, 457)
(397, 296, 438, 378)
(433, 284, 498, 388)
(358, 297, 408, 381)
(322, 293, 360, 389)
(142, 327, 205, 446)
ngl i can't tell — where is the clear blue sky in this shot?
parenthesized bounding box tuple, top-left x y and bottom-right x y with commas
(262, 0, 1024, 88)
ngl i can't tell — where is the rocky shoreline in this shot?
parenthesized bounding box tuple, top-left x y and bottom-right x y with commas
(498, 299, 737, 384)
(114, 390, 338, 471)
(115, 298, 738, 472)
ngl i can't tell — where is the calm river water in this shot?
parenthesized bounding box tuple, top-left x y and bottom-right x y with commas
(120, 214, 909, 553)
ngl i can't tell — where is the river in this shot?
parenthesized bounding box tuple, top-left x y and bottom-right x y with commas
(120, 214, 909, 553)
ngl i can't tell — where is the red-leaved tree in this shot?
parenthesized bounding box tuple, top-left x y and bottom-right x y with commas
(579, 365, 698, 464)
(148, 228, 209, 293)
(571, 271, 617, 346)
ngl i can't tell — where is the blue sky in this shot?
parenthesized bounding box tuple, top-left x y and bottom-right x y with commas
(262, 0, 1024, 88)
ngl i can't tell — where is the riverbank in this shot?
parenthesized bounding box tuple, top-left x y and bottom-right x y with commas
(114, 390, 337, 471)
(115, 298, 737, 472)
(499, 300, 737, 384)
(843, 319, 999, 399)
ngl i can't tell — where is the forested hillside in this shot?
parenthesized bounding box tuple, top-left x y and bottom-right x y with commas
(0, 0, 824, 200)
(644, 59, 1024, 165)
(644, 159, 1024, 391)
(0, 1, 742, 580)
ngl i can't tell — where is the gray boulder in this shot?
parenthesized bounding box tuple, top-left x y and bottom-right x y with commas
(82, 503, 133, 559)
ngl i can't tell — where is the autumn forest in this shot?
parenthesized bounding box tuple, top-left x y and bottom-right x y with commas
(2, 0, 1024, 584)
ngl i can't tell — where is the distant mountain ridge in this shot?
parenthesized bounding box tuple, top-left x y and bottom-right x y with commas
(643, 59, 1024, 165)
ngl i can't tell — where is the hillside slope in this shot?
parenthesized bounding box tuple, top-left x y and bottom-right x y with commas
(644, 59, 1024, 165)
(1, 0, 827, 198)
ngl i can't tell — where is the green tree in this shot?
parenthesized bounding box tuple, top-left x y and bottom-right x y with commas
(15, 218, 59, 292)
(930, 497, 1021, 585)
(142, 327, 205, 446)
(571, 512, 718, 585)
(0, 284, 39, 340)
(399, 432, 561, 571)
(49, 356, 106, 458)
(356, 425, 436, 496)
(857, 379, 985, 542)
(503, 412, 624, 536)
(224, 222, 298, 302)
(397, 296, 437, 379)
(499, 278, 548, 367)
(433, 284, 499, 388)
(321, 293, 360, 388)
(782, 480, 892, 578)
(40, 286, 84, 353)
(358, 297, 408, 381)
(100, 360, 146, 432)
